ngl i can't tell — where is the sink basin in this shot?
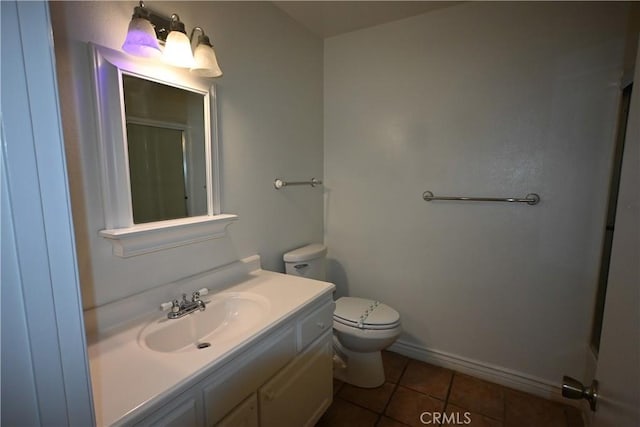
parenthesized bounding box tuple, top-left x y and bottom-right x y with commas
(139, 292, 270, 353)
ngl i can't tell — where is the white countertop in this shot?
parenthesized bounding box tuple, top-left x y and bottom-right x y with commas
(87, 269, 334, 426)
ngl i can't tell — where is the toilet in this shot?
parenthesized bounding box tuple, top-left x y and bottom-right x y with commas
(284, 244, 402, 388)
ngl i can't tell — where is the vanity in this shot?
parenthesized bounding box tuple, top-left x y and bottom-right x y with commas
(87, 257, 335, 426)
(85, 41, 334, 426)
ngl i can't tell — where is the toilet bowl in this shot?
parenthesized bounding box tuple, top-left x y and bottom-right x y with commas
(332, 296, 401, 387)
(284, 244, 402, 388)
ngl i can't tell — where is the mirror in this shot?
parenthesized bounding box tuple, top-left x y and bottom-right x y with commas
(122, 75, 208, 223)
(92, 44, 236, 257)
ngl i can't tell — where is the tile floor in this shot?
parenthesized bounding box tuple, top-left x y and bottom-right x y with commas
(316, 351, 583, 427)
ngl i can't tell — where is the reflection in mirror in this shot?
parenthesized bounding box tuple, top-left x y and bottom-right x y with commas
(122, 75, 207, 224)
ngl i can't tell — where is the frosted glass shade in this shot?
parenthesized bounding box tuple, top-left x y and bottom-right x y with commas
(191, 44, 223, 77)
(163, 31, 195, 68)
(122, 18, 161, 58)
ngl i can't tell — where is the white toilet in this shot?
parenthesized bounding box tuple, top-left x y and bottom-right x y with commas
(284, 244, 402, 388)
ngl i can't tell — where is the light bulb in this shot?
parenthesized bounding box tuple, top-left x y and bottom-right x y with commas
(122, 5, 161, 57)
(162, 15, 194, 68)
(191, 42, 222, 77)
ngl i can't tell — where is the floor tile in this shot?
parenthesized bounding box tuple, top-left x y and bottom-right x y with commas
(377, 416, 411, 427)
(448, 374, 504, 420)
(382, 350, 410, 383)
(385, 385, 445, 427)
(504, 389, 567, 427)
(318, 352, 576, 427)
(444, 403, 503, 427)
(316, 397, 379, 427)
(399, 360, 453, 400)
(339, 382, 396, 413)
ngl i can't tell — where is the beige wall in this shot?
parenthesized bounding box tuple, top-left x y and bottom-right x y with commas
(50, 1, 324, 311)
(324, 1, 629, 386)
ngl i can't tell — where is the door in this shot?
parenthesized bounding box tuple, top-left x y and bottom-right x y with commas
(588, 40, 639, 427)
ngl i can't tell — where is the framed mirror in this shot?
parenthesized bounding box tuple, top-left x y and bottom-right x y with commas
(91, 44, 236, 257)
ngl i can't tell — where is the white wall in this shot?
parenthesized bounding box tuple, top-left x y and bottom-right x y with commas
(50, 1, 323, 311)
(324, 2, 628, 385)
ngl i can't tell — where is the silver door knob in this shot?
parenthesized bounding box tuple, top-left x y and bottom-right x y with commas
(562, 375, 598, 411)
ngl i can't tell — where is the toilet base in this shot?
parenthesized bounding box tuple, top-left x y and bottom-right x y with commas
(333, 336, 385, 388)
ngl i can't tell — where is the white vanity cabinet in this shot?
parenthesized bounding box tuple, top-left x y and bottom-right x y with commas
(130, 296, 334, 427)
(259, 335, 333, 427)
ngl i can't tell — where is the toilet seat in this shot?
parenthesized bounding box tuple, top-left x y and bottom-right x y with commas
(333, 297, 400, 330)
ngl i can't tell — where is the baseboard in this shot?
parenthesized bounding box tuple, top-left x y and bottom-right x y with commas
(388, 340, 574, 405)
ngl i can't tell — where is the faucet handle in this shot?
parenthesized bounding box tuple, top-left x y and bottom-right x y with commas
(160, 300, 181, 313)
(192, 288, 209, 301)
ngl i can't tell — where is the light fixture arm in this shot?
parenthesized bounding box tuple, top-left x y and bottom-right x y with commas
(131, 1, 150, 20)
(169, 14, 187, 34)
(190, 27, 213, 49)
(190, 27, 204, 49)
(190, 27, 205, 41)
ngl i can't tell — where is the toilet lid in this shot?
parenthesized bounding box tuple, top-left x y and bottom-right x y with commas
(333, 297, 400, 330)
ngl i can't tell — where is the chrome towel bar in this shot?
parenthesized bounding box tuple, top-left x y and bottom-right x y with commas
(274, 178, 322, 190)
(422, 191, 540, 205)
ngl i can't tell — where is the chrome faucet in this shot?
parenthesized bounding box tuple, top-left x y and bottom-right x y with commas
(161, 288, 208, 319)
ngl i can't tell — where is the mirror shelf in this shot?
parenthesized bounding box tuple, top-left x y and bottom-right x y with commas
(91, 43, 236, 257)
(99, 214, 238, 258)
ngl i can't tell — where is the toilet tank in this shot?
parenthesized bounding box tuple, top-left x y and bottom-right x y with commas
(283, 244, 327, 281)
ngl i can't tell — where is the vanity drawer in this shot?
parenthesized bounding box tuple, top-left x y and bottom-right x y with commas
(298, 300, 334, 350)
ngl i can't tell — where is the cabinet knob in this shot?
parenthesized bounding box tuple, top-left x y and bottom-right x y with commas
(264, 390, 275, 401)
(316, 322, 325, 329)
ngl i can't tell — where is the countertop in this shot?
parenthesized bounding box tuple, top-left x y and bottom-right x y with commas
(87, 269, 334, 426)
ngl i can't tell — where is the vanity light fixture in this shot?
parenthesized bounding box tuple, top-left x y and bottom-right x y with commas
(122, 1, 223, 76)
(122, 1, 161, 57)
(190, 28, 223, 77)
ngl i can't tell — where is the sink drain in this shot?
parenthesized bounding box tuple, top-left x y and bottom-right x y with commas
(196, 342, 211, 349)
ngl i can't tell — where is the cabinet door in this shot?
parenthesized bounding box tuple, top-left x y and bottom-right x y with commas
(134, 389, 202, 427)
(203, 326, 296, 426)
(259, 332, 333, 427)
(215, 393, 258, 427)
